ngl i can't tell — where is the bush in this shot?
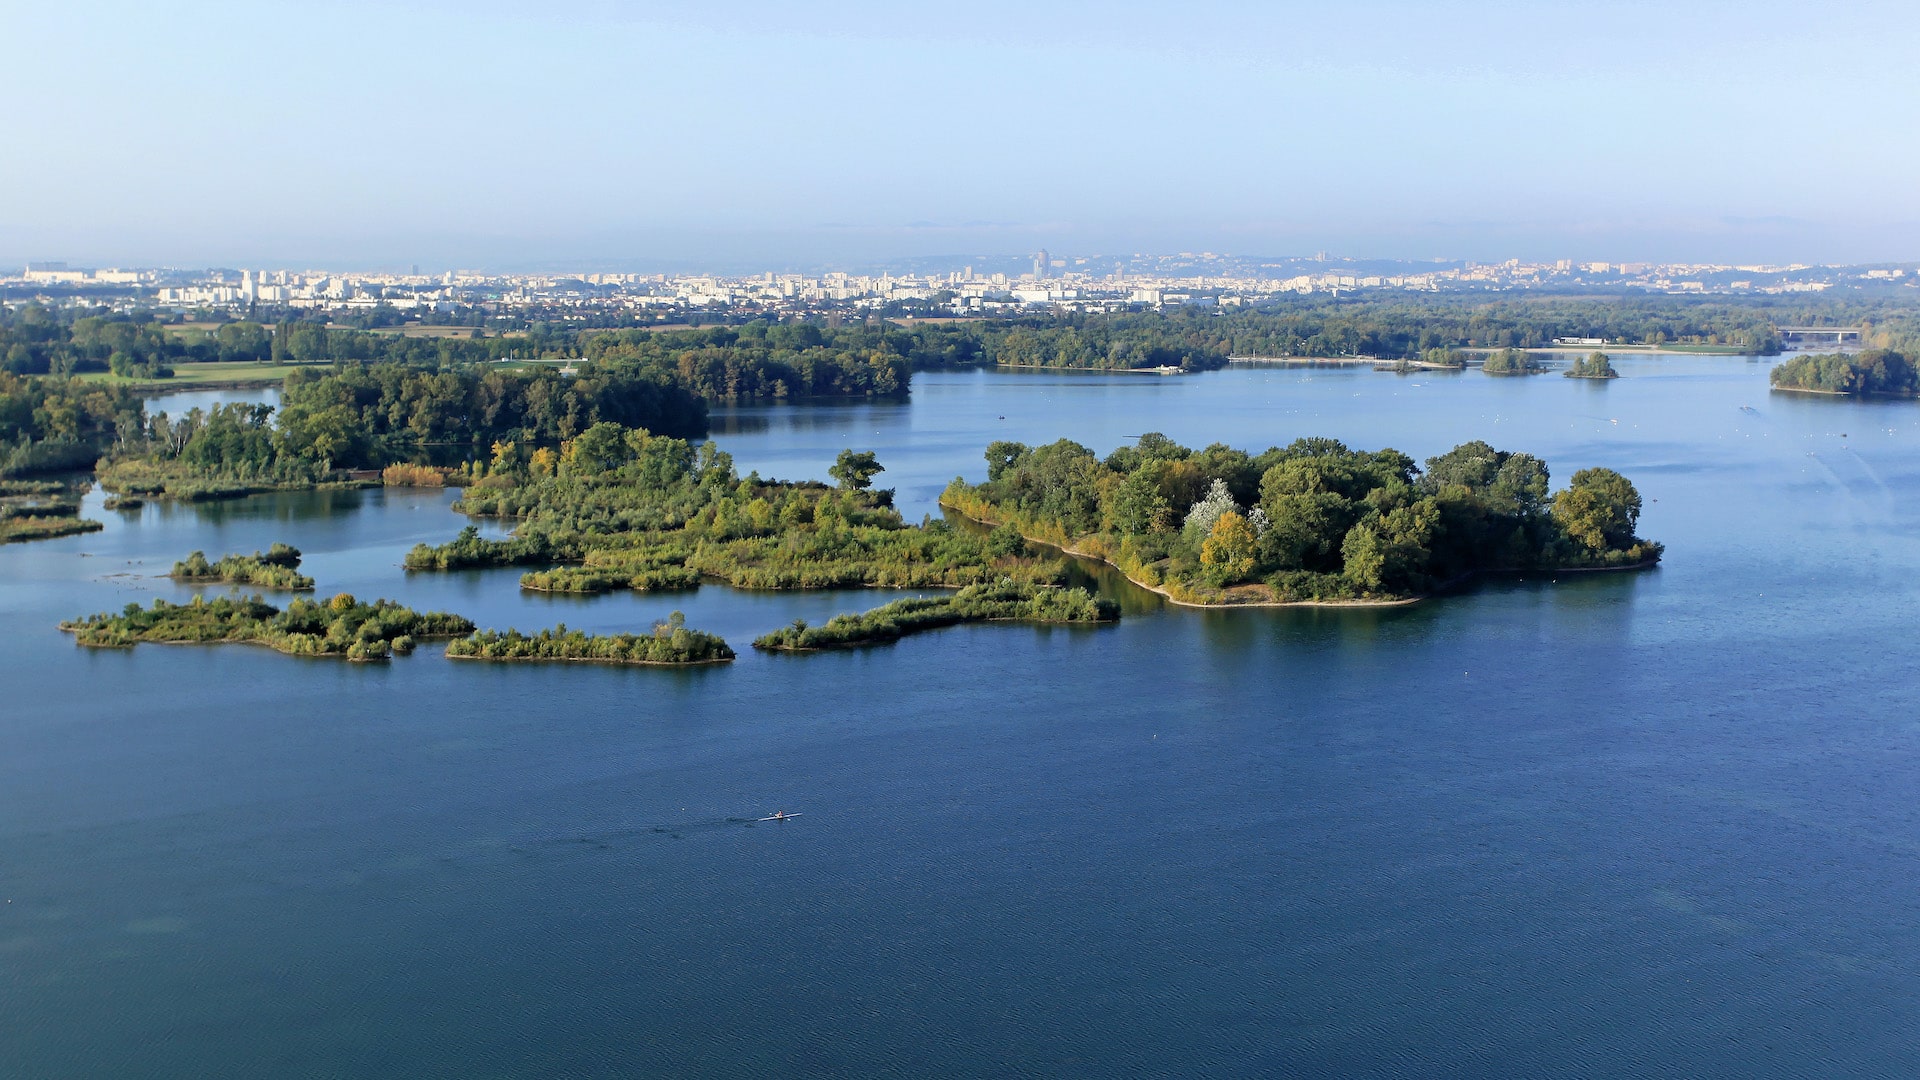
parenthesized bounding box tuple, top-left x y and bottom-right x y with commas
(382, 463, 446, 487)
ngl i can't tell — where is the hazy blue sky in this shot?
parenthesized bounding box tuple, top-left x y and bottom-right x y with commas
(6, 0, 1919, 268)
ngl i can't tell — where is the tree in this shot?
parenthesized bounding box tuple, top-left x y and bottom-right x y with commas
(564, 421, 629, 475)
(829, 449, 883, 490)
(1182, 478, 1239, 541)
(1341, 501, 1438, 593)
(1482, 348, 1542, 375)
(984, 440, 1029, 482)
(1551, 467, 1642, 553)
(1487, 453, 1550, 517)
(1199, 510, 1258, 586)
(1104, 465, 1175, 533)
(986, 522, 1028, 558)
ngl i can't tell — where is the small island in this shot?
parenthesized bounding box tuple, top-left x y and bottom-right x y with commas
(1770, 349, 1915, 396)
(171, 542, 316, 590)
(942, 433, 1661, 606)
(446, 612, 734, 666)
(62, 593, 474, 661)
(1564, 352, 1620, 379)
(1481, 348, 1547, 376)
(753, 579, 1116, 651)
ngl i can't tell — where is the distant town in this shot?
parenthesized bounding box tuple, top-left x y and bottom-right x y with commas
(5, 251, 1916, 328)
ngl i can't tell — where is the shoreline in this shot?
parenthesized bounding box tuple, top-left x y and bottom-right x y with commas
(992, 362, 1193, 375)
(755, 613, 1113, 652)
(444, 651, 732, 667)
(1767, 384, 1917, 398)
(168, 575, 315, 591)
(61, 629, 469, 661)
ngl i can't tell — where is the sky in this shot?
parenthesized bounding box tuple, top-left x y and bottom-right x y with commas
(5, 0, 1919, 269)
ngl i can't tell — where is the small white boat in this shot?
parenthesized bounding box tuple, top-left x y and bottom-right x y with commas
(757, 812, 801, 822)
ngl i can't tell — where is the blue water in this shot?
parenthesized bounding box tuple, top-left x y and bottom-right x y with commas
(6, 357, 1920, 1076)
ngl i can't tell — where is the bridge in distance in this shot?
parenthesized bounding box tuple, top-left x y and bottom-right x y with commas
(1776, 326, 1864, 343)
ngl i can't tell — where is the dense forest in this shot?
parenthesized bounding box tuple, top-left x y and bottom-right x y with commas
(942, 433, 1661, 604)
(0, 372, 145, 476)
(1770, 350, 1917, 395)
(95, 365, 708, 497)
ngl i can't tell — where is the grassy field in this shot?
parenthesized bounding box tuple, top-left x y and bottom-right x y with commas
(73, 361, 326, 389)
(1645, 343, 1763, 355)
(346, 324, 492, 339)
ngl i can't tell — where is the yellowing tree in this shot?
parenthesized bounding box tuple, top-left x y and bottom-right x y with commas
(1200, 509, 1258, 585)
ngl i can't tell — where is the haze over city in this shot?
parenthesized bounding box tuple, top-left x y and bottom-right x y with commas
(8, 0, 1920, 269)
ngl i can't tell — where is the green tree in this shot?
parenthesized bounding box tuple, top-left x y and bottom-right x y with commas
(1551, 467, 1642, 553)
(1104, 464, 1175, 533)
(1342, 501, 1439, 592)
(984, 440, 1030, 482)
(565, 421, 630, 475)
(829, 449, 884, 490)
(1200, 509, 1258, 585)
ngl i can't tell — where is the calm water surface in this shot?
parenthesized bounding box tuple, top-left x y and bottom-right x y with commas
(6, 357, 1920, 1076)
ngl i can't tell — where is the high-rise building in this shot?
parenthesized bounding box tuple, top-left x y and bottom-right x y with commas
(1033, 249, 1050, 279)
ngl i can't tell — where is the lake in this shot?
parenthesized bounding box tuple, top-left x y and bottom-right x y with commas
(6, 357, 1920, 1076)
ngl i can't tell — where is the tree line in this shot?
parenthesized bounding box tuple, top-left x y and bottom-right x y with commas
(95, 365, 709, 494)
(0, 372, 146, 476)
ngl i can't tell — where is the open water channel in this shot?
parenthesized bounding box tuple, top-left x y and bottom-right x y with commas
(6, 358, 1920, 1076)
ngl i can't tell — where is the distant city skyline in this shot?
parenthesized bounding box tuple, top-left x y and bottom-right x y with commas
(7, 1, 1920, 267)
(11, 254, 1906, 323)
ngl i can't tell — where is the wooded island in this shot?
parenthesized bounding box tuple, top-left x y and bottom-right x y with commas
(1770, 350, 1915, 396)
(943, 433, 1661, 605)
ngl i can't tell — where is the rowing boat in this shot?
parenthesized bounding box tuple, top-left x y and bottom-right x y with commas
(757, 813, 801, 822)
